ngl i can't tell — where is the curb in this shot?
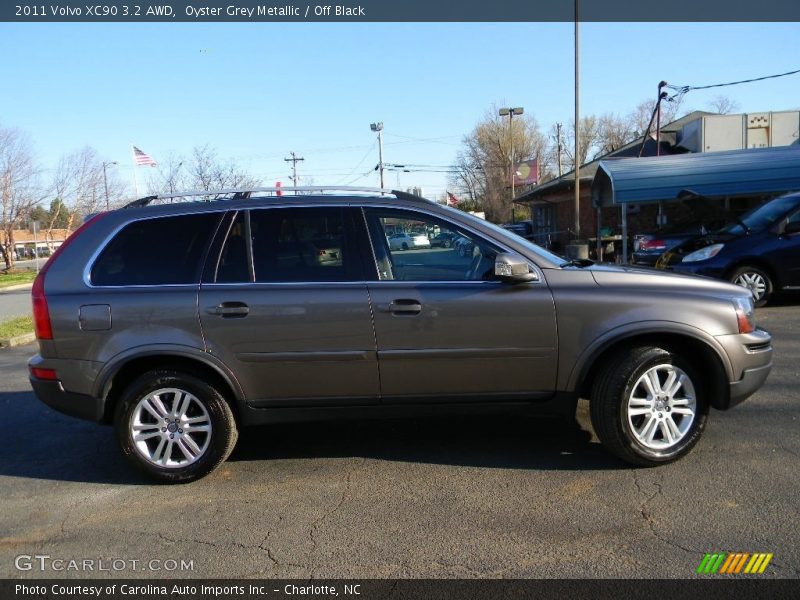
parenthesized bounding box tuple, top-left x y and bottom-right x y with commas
(0, 283, 34, 292)
(0, 332, 36, 348)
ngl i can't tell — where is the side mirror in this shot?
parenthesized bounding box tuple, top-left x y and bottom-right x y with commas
(495, 253, 539, 283)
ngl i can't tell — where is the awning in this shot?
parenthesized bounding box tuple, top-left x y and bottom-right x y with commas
(592, 146, 800, 207)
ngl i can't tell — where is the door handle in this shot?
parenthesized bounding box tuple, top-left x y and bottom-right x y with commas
(206, 302, 249, 317)
(384, 299, 422, 315)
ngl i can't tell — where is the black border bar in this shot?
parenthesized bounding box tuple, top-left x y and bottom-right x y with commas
(3, 0, 800, 22)
(2, 579, 799, 600)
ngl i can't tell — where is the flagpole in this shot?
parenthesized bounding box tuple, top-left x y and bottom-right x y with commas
(131, 144, 140, 198)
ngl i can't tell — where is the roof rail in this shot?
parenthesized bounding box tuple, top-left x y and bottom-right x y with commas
(122, 186, 430, 208)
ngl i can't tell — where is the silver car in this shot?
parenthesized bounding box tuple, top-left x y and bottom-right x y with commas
(28, 187, 773, 482)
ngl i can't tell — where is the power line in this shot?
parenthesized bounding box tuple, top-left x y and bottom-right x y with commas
(666, 67, 800, 98)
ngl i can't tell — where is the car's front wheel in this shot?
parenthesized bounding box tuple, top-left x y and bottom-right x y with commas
(115, 370, 238, 483)
(730, 265, 773, 307)
(590, 346, 708, 466)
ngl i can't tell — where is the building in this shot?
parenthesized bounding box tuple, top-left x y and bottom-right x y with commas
(516, 110, 800, 256)
(1, 228, 71, 260)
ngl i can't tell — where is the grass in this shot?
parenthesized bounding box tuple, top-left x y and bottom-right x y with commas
(0, 269, 37, 289)
(0, 315, 33, 340)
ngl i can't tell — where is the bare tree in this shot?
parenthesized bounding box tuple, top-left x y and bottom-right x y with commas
(450, 106, 548, 222)
(186, 145, 260, 197)
(146, 152, 187, 195)
(0, 126, 43, 270)
(562, 115, 601, 170)
(707, 95, 741, 115)
(49, 146, 112, 236)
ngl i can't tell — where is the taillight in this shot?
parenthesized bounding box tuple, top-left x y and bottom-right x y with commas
(31, 272, 52, 339)
(31, 212, 108, 341)
(641, 239, 666, 251)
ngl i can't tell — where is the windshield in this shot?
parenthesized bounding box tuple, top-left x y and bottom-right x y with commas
(719, 194, 800, 234)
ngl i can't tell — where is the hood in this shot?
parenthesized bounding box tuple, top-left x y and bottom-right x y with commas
(588, 263, 750, 299)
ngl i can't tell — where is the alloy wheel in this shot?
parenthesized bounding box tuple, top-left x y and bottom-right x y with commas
(626, 364, 697, 450)
(130, 387, 212, 468)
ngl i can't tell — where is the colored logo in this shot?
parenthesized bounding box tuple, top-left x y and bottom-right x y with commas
(697, 552, 773, 574)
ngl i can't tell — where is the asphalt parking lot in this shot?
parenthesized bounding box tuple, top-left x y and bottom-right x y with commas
(1, 301, 798, 579)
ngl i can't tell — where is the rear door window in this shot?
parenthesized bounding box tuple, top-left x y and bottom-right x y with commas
(213, 207, 361, 283)
(91, 212, 221, 286)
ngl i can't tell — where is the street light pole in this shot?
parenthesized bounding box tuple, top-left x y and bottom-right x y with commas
(102, 161, 118, 210)
(499, 107, 524, 223)
(370, 122, 385, 188)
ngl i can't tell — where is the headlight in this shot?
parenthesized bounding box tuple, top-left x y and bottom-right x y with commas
(732, 296, 755, 334)
(682, 243, 724, 263)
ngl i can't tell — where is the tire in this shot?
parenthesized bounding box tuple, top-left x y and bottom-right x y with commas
(444, 239, 452, 248)
(115, 369, 238, 483)
(730, 265, 773, 307)
(401, 243, 408, 251)
(590, 346, 708, 466)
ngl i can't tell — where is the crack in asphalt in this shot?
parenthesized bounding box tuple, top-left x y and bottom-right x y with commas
(308, 457, 367, 553)
(631, 470, 701, 556)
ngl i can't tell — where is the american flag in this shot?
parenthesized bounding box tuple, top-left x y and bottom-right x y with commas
(133, 146, 157, 167)
(446, 192, 460, 207)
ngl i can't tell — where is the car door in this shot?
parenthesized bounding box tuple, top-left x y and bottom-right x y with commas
(198, 206, 379, 408)
(774, 209, 800, 287)
(361, 207, 558, 403)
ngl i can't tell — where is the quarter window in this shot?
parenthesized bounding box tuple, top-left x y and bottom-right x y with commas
(91, 213, 220, 286)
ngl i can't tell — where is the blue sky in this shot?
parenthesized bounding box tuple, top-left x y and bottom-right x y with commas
(1, 22, 798, 198)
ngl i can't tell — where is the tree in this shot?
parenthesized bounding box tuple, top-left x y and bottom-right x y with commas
(707, 95, 740, 115)
(450, 106, 548, 223)
(0, 126, 43, 270)
(146, 145, 260, 198)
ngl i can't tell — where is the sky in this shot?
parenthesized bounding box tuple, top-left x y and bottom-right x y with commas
(0, 21, 798, 199)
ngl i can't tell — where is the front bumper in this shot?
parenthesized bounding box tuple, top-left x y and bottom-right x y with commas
(716, 328, 773, 409)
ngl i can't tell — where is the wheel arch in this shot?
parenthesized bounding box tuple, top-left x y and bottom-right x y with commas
(96, 346, 244, 424)
(573, 328, 731, 411)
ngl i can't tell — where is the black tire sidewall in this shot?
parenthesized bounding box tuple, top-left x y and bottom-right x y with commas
(617, 349, 708, 464)
(115, 370, 236, 483)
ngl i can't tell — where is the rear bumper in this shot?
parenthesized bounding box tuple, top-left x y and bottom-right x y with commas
(30, 377, 104, 422)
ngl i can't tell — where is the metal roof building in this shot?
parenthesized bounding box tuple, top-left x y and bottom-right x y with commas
(592, 145, 800, 207)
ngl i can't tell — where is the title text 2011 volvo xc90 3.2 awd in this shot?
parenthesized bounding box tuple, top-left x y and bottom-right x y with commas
(28, 187, 773, 482)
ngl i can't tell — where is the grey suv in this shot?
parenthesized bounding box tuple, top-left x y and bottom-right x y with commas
(28, 188, 773, 482)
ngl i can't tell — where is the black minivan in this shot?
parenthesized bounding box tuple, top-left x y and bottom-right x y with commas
(662, 192, 800, 306)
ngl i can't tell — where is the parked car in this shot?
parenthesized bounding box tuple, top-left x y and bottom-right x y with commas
(659, 192, 800, 306)
(453, 235, 475, 257)
(29, 187, 772, 482)
(430, 231, 457, 248)
(632, 224, 712, 266)
(387, 232, 431, 250)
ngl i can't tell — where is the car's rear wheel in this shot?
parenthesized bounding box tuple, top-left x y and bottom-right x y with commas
(401, 242, 408, 250)
(115, 370, 238, 483)
(730, 265, 773, 307)
(444, 239, 452, 248)
(590, 346, 708, 466)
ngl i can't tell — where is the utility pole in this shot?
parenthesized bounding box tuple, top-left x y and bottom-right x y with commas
(574, 1, 581, 242)
(370, 122, 385, 188)
(555, 123, 563, 177)
(499, 107, 524, 224)
(284, 152, 304, 193)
